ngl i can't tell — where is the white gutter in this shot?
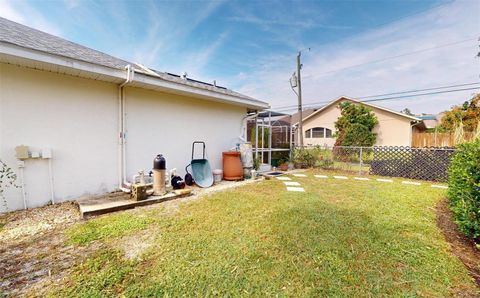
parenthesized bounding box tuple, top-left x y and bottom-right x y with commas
(118, 65, 134, 193)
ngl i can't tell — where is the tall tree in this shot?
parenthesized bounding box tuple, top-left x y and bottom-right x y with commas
(334, 102, 378, 146)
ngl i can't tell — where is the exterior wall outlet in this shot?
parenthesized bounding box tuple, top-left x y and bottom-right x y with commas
(15, 145, 29, 160)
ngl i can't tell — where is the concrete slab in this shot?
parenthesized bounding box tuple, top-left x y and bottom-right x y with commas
(354, 177, 370, 181)
(402, 181, 421, 185)
(314, 175, 328, 178)
(286, 187, 305, 192)
(284, 181, 301, 186)
(431, 185, 448, 189)
(276, 177, 291, 181)
(377, 178, 393, 183)
(292, 174, 307, 177)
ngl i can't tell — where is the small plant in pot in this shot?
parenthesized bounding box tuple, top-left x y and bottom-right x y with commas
(278, 157, 289, 171)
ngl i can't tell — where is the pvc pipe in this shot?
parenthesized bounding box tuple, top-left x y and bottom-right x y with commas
(239, 112, 259, 142)
(118, 65, 134, 193)
(19, 166, 27, 209)
(48, 159, 55, 204)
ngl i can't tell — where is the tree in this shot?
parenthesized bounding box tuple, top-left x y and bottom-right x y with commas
(400, 108, 414, 116)
(334, 101, 378, 146)
(0, 159, 18, 210)
(440, 94, 480, 132)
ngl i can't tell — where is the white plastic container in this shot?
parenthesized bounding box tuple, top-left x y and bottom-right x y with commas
(212, 169, 223, 183)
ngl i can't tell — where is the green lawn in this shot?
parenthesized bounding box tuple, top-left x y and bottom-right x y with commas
(44, 170, 476, 297)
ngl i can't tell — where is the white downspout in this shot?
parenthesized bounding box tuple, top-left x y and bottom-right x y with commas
(118, 65, 134, 193)
(239, 112, 260, 142)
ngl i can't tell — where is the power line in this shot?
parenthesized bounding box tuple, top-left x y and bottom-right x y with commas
(271, 86, 480, 112)
(271, 82, 480, 110)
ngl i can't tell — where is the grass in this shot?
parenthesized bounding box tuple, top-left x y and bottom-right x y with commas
(66, 211, 155, 245)
(45, 170, 476, 297)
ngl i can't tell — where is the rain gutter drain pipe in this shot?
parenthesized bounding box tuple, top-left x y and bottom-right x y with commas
(118, 65, 134, 193)
(239, 112, 260, 142)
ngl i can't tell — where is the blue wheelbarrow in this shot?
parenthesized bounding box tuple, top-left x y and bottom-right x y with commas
(185, 141, 214, 188)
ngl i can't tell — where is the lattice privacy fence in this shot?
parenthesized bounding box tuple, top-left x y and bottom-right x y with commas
(369, 146, 456, 182)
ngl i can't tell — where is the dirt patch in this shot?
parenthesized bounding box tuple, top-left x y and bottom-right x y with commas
(436, 199, 480, 286)
(115, 229, 155, 260)
(0, 202, 79, 245)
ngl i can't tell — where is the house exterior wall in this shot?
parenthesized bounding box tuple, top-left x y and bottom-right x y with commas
(0, 64, 245, 212)
(302, 101, 413, 147)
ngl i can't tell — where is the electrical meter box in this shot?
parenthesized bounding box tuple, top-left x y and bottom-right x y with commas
(41, 148, 52, 159)
(15, 145, 29, 160)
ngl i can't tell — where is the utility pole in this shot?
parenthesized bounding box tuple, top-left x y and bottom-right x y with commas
(290, 48, 309, 149)
(297, 51, 304, 148)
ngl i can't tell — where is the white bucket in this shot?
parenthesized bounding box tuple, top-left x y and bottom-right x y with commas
(212, 169, 223, 183)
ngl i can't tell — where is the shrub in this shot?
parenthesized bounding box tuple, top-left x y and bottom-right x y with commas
(343, 123, 377, 147)
(448, 139, 480, 239)
(292, 148, 317, 168)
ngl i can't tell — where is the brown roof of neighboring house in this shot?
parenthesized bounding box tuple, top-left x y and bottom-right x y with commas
(279, 108, 320, 124)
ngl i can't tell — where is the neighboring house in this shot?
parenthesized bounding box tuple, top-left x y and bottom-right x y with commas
(0, 17, 269, 212)
(416, 113, 444, 130)
(293, 96, 423, 147)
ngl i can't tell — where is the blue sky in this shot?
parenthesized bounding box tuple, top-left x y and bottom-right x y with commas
(1, 0, 479, 114)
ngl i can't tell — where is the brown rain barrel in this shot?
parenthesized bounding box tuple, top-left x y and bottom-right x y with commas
(223, 152, 243, 181)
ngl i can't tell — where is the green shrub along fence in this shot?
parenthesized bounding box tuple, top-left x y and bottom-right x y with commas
(448, 139, 480, 240)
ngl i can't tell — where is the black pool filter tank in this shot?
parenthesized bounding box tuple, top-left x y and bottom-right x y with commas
(153, 154, 166, 195)
(153, 154, 166, 170)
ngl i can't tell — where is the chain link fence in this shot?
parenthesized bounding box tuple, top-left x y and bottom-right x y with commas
(299, 145, 456, 181)
(298, 146, 373, 175)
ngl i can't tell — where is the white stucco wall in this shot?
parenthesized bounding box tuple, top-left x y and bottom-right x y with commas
(0, 64, 246, 212)
(302, 101, 413, 147)
(124, 87, 245, 180)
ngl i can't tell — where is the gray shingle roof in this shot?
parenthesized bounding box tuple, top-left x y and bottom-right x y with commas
(0, 17, 267, 106)
(0, 16, 129, 69)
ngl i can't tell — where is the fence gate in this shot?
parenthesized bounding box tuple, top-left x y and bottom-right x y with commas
(369, 146, 456, 182)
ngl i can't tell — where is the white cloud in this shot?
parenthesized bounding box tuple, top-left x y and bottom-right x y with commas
(229, 0, 480, 114)
(0, 0, 62, 36)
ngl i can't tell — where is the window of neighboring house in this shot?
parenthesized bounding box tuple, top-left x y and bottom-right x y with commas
(305, 127, 333, 138)
(325, 128, 332, 138)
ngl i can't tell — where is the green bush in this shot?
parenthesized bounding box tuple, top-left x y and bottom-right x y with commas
(292, 147, 318, 168)
(448, 139, 480, 239)
(342, 123, 377, 147)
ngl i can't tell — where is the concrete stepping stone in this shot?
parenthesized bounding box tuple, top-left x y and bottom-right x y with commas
(293, 174, 307, 177)
(354, 177, 370, 181)
(276, 177, 291, 181)
(333, 176, 348, 179)
(377, 178, 393, 183)
(431, 185, 448, 189)
(284, 181, 301, 186)
(402, 181, 421, 185)
(286, 187, 305, 192)
(314, 175, 328, 178)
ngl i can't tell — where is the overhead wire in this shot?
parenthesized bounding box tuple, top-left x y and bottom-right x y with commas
(271, 85, 480, 112)
(272, 82, 480, 111)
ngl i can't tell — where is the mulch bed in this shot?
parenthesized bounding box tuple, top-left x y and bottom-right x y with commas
(436, 199, 480, 286)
